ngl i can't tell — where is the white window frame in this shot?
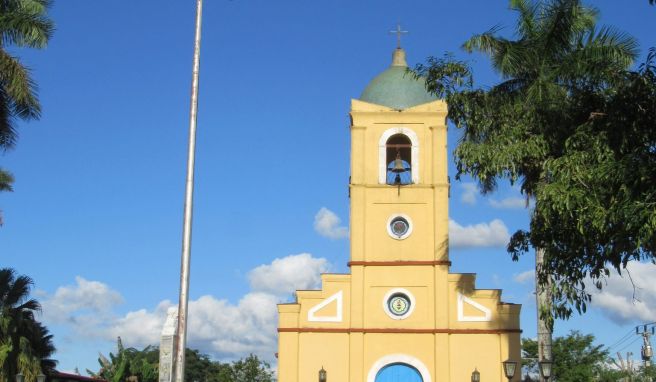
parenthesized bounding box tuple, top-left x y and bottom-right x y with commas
(386, 214, 414, 240)
(367, 354, 432, 382)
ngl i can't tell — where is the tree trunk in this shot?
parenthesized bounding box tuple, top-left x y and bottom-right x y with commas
(536, 247, 553, 382)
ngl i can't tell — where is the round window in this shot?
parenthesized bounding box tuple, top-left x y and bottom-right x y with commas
(391, 217, 409, 237)
(387, 214, 413, 240)
(387, 293, 411, 316)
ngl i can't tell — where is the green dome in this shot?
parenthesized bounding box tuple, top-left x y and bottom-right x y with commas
(360, 48, 437, 110)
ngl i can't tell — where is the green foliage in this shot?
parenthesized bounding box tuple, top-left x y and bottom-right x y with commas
(0, 0, 53, 226)
(0, 169, 11, 192)
(88, 339, 158, 382)
(523, 331, 608, 381)
(415, 0, 650, 325)
(0, 268, 57, 382)
(0, 0, 54, 149)
(230, 354, 274, 382)
(89, 345, 273, 382)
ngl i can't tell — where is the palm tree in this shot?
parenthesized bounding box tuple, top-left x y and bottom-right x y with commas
(0, 268, 56, 382)
(424, 0, 637, 377)
(0, 0, 54, 150)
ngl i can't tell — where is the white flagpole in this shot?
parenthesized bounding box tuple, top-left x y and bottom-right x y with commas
(174, 1, 203, 382)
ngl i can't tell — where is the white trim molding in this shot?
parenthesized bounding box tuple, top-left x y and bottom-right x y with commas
(378, 127, 420, 184)
(386, 214, 414, 240)
(457, 292, 492, 322)
(382, 288, 416, 320)
(308, 291, 343, 322)
(367, 353, 432, 382)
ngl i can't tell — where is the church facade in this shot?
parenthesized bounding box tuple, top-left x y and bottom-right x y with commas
(277, 47, 521, 382)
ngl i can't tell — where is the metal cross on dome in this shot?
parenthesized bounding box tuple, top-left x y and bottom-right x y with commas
(390, 24, 408, 49)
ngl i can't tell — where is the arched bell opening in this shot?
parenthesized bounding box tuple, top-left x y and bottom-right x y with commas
(386, 134, 412, 185)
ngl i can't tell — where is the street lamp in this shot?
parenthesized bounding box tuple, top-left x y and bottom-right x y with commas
(502, 360, 517, 381)
(471, 368, 481, 382)
(538, 360, 553, 381)
(37, 374, 46, 382)
(318, 367, 327, 382)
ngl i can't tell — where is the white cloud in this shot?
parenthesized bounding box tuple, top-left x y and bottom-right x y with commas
(313, 207, 349, 239)
(449, 219, 510, 248)
(589, 262, 656, 324)
(489, 196, 528, 209)
(513, 270, 535, 284)
(248, 253, 329, 296)
(40, 254, 331, 363)
(460, 183, 478, 205)
(41, 276, 124, 326)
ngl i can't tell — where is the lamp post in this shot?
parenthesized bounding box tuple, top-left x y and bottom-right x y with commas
(471, 368, 481, 382)
(318, 367, 327, 382)
(502, 360, 517, 381)
(37, 373, 46, 382)
(15, 373, 24, 382)
(538, 360, 553, 381)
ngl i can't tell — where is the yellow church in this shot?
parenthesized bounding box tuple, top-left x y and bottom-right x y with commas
(277, 45, 522, 382)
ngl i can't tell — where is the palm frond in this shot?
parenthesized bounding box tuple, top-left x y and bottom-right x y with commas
(0, 168, 14, 192)
(556, 26, 638, 87)
(586, 25, 638, 68)
(3, 274, 34, 308)
(491, 78, 531, 96)
(0, 0, 53, 48)
(462, 25, 505, 54)
(0, 86, 18, 149)
(464, 30, 528, 76)
(541, 0, 597, 53)
(510, 0, 539, 39)
(0, 50, 41, 120)
(0, 268, 17, 303)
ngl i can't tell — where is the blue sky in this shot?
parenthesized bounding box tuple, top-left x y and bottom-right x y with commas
(2, 0, 655, 374)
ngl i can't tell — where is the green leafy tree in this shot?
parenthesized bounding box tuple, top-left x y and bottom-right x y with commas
(229, 354, 274, 382)
(522, 331, 608, 381)
(88, 338, 129, 382)
(183, 348, 229, 382)
(415, 0, 640, 323)
(0, 268, 57, 382)
(88, 346, 275, 382)
(520, 47, 656, 312)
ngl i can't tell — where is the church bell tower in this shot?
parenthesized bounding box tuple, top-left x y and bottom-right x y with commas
(277, 45, 522, 382)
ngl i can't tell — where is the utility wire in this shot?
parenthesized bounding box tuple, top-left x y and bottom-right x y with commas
(617, 337, 641, 353)
(609, 329, 639, 351)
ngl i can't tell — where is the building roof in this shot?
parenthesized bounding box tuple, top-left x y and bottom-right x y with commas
(359, 48, 437, 110)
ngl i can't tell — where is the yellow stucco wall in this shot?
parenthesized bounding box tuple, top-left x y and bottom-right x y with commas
(277, 98, 521, 382)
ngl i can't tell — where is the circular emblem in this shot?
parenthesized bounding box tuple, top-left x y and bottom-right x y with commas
(387, 293, 411, 316)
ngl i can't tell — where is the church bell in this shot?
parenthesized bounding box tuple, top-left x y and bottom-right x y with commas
(391, 151, 408, 173)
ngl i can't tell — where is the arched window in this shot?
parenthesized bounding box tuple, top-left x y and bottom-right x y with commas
(386, 134, 412, 185)
(378, 127, 419, 185)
